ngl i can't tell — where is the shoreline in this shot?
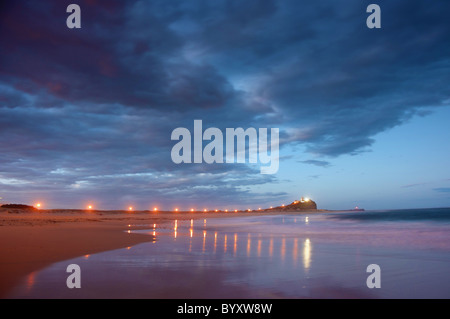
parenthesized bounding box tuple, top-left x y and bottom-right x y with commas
(0, 208, 320, 298)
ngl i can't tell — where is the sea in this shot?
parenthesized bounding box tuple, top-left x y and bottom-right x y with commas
(7, 208, 450, 299)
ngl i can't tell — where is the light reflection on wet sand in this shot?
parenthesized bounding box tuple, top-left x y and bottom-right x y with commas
(7, 214, 450, 299)
(303, 238, 311, 271)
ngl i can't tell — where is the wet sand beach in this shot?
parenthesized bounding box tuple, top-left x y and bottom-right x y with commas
(0, 208, 316, 298)
(3, 208, 450, 299)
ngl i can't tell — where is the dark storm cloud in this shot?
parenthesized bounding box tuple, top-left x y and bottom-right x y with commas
(0, 0, 238, 111)
(1, 0, 449, 207)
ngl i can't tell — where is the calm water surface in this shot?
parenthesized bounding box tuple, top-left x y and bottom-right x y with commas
(8, 209, 450, 298)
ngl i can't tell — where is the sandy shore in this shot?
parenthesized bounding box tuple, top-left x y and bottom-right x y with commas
(0, 207, 319, 298)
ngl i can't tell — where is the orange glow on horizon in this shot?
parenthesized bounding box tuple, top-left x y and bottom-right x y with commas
(128, 206, 133, 211)
(87, 205, 93, 210)
(35, 203, 41, 209)
(174, 208, 178, 212)
(191, 208, 194, 212)
(153, 207, 158, 211)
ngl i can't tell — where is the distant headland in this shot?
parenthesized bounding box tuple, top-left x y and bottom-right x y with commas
(263, 197, 318, 212)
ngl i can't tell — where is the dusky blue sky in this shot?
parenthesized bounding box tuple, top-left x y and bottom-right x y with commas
(1, 0, 449, 210)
